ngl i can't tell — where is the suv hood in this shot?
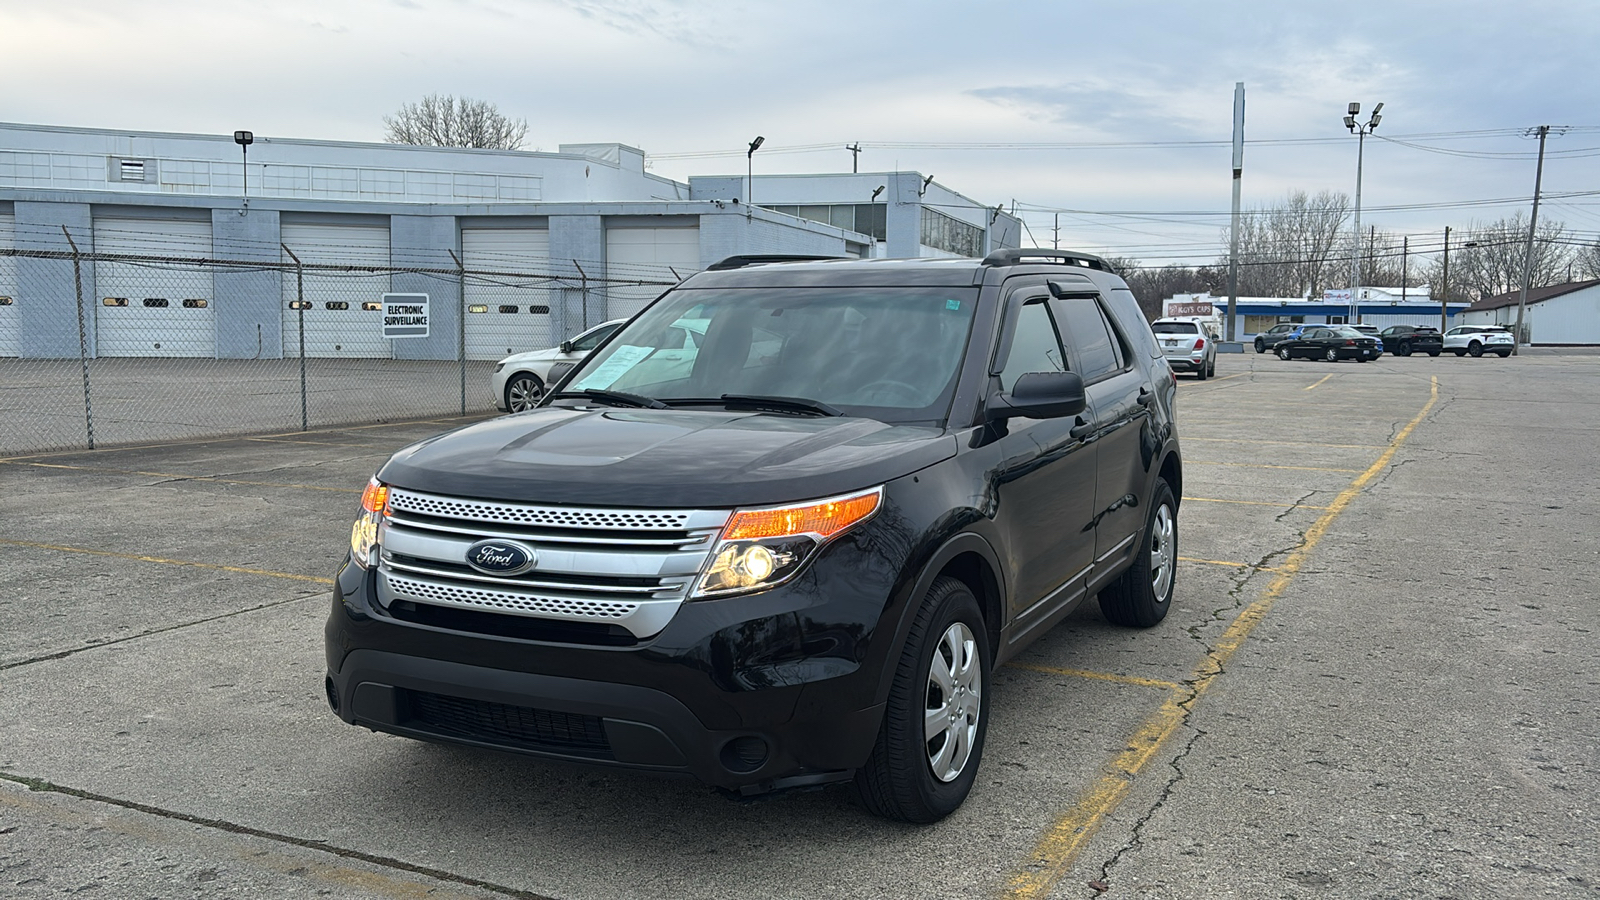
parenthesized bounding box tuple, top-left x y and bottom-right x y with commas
(378, 408, 957, 508)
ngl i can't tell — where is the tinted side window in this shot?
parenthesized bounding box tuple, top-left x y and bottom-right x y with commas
(571, 323, 619, 352)
(998, 298, 1065, 391)
(1054, 297, 1121, 382)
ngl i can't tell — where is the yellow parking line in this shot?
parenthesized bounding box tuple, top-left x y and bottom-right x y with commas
(1000, 376, 1439, 899)
(1187, 461, 1361, 473)
(0, 538, 334, 585)
(1304, 374, 1333, 391)
(1006, 663, 1181, 691)
(5, 462, 361, 493)
(1182, 496, 1333, 510)
(1178, 555, 1282, 572)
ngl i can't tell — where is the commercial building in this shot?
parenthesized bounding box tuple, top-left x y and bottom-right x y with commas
(1458, 280, 1600, 345)
(0, 122, 1021, 360)
(1167, 288, 1470, 340)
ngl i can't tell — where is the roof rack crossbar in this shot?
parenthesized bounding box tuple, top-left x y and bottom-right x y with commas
(981, 248, 1111, 272)
(706, 254, 848, 271)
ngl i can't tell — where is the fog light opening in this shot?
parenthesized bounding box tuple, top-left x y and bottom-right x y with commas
(324, 676, 340, 714)
(719, 735, 769, 773)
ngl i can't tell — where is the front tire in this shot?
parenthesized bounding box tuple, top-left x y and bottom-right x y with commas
(1468, 341, 1484, 358)
(504, 373, 545, 412)
(1278, 346, 1292, 360)
(1453, 349, 1466, 357)
(1099, 479, 1177, 628)
(1427, 350, 1440, 357)
(1255, 338, 1266, 354)
(1496, 350, 1512, 358)
(1397, 342, 1413, 357)
(855, 576, 990, 824)
(1325, 348, 1338, 362)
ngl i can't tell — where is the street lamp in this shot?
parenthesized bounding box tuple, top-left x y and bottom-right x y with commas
(1344, 101, 1382, 324)
(233, 130, 253, 202)
(746, 135, 764, 215)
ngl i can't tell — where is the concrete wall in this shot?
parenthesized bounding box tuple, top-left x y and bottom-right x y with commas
(389, 215, 461, 361)
(549, 215, 605, 337)
(212, 207, 282, 359)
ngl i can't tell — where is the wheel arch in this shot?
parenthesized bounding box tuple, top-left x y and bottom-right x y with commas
(872, 531, 1007, 704)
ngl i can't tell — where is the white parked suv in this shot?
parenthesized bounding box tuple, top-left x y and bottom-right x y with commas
(1152, 317, 1217, 380)
(491, 319, 625, 412)
(1443, 325, 1514, 358)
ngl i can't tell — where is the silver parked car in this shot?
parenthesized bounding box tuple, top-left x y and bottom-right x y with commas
(1443, 325, 1514, 358)
(1152, 318, 1217, 380)
(491, 319, 625, 412)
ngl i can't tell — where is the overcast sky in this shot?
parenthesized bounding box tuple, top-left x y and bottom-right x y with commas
(5, 0, 1598, 267)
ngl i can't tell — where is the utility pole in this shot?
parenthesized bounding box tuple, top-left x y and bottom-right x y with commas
(1513, 125, 1556, 355)
(1401, 235, 1408, 300)
(1345, 101, 1383, 325)
(1440, 226, 1451, 333)
(1227, 82, 1245, 342)
(1053, 213, 1059, 250)
(846, 143, 861, 173)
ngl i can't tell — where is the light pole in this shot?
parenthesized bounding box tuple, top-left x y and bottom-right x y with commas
(233, 130, 253, 209)
(746, 135, 764, 216)
(1344, 101, 1382, 324)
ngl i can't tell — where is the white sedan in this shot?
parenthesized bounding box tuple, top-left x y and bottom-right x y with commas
(490, 319, 625, 412)
(1443, 325, 1514, 358)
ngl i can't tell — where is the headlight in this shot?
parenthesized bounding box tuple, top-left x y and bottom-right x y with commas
(349, 478, 388, 568)
(692, 487, 882, 598)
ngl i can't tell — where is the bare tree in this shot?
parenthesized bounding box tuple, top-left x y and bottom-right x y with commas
(383, 94, 529, 150)
(1105, 258, 1222, 320)
(1222, 190, 1351, 298)
(1422, 212, 1572, 300)
(1572, 239, 1600, 281)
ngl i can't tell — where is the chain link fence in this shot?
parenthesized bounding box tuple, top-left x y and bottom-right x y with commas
(0, 237, 675, 456)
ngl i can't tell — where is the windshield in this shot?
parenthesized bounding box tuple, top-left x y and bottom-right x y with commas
(560, 286, 980, 424)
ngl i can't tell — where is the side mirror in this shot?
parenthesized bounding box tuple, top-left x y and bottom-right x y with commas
(559, 340, 575, 354)
(987, 371, 1087, 421)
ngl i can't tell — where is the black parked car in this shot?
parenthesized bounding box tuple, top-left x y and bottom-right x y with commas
(325, 250, 1183, 823)
(1274, 325, 1381, 361)
(1379, 325, 1443, 357)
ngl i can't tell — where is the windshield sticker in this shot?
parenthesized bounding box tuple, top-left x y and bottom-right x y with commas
(572, 345, 655, 391)
(946, 299, 962, 311)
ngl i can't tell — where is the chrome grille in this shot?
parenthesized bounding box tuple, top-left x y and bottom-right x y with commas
(376, 488, 729, 640)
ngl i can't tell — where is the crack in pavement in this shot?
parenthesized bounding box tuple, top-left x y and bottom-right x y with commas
(0, 773, 556, 900)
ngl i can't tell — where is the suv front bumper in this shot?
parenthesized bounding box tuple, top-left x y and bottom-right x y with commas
(324, 528, 903, 793)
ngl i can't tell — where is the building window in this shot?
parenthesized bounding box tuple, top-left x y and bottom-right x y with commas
(103, 297, 128, 307)
(1328, 315, 1347, 325)
(325, 301, 349, 311)
(288, 300, 312, 310)
(468, 305, 489, 314)
(528, 305, 550, 314)
(763, 203, 887, 240)
(498, 305, 519, 314)
(0, 297, 14, 306)
(920, 207, 984, 257)
(361, 301, 382, 311)
(142, 298, 169, 308)
(182, 298, 208, 309)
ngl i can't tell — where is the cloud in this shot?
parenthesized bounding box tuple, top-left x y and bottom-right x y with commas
(552, 0, 721, 47)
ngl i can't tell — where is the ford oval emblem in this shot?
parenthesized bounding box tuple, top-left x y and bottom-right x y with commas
(464, 539, 538, 576)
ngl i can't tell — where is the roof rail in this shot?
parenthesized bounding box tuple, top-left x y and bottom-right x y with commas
(706, 254, 848, 271)
(981, 248, 1111, 272)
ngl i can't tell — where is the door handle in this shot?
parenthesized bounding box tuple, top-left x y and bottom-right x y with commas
(1069, 416, 1094, 440)
(1136, 388, 1154, 407)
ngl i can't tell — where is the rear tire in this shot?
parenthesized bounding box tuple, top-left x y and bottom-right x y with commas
(1497, 350, 1511, 358)
(1325, 348, 1338, 362)
(1099, 479, 1177, 628)
(1453, 349, 1466, 357)
(1397, 342, 1413, 357)
(1427, 350, 1440, 357)
(854, 576, 990, 823)
(1196, 361, 1208, 380)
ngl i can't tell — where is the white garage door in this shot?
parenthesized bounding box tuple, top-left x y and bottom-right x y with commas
(605, 226, 700, 319)
(462, 228, 553, 360)
(93, 218, 216, 357)
(0, 213, 15, 357)
(280, 223, 391, 358)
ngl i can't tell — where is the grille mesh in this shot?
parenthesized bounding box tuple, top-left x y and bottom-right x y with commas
(405, 690, 612, 758)
(385, 573, 640, 619)
(389, 491, 692, 530)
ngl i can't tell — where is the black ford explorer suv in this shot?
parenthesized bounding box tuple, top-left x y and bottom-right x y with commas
(326, 249, 1183, 823)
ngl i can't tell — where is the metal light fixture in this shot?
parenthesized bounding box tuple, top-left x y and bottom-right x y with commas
(233, 130, 254, 211)
(1344, 102, 1384, 323)
(746, 135, 764, 214)
(871, 185, 885, 201)
(920, 174, 935, 196)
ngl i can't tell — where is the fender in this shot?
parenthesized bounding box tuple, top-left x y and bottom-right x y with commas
(868, 528, 1007, 706)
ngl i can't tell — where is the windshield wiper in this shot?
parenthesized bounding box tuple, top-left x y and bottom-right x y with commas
(717, 394, 844, 417)
(548, 389, 670, 410)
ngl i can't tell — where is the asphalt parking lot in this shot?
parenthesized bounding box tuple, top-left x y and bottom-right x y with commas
(1, 351, 1595, 899)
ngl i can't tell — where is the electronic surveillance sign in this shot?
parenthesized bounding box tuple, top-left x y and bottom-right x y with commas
(382, 293, 429, 339)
